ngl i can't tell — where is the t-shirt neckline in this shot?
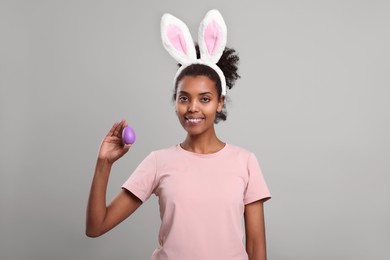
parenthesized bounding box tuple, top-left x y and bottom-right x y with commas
(177, 143, 228, 158)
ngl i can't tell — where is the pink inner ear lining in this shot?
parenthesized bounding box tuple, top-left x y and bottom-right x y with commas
(204, 20, 222, 56)
(167, 24, 187, 54)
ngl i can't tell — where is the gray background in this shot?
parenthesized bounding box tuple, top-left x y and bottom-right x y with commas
(1, 0, 389, 259)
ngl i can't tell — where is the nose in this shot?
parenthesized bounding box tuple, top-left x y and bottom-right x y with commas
(188, 100, 199, 112)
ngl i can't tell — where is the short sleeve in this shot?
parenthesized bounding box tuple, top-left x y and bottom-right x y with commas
(121, 152, 158, 202)
(244, 153, 271, 205)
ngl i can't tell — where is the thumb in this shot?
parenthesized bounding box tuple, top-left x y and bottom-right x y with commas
(123, 144, 132, 153)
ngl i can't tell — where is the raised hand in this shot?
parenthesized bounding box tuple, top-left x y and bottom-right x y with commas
(87, 120, 141, 237)
(98, 120, 131, 164)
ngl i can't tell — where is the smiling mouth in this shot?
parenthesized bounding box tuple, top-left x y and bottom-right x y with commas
(185, 117, 204, 124)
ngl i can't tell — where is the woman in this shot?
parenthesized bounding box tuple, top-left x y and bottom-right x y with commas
(86, 10, 271, 260)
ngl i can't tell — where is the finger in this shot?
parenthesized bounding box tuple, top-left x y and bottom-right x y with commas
(122, 144, 132, 153)
(124, 143, 131, 150)
(120, 119, 127, 129)
(107, 121, 119, 137)
(112, 119, 125, 137)
(119, 119, 128, 133)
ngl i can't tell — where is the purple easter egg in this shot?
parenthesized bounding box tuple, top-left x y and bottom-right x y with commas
(122, 126, 136, 144)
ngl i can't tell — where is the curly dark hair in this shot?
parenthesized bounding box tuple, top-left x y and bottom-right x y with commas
(173, 45, 240, 123)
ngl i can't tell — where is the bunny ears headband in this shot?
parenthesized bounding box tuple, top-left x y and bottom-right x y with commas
(161, 9, 228, 96)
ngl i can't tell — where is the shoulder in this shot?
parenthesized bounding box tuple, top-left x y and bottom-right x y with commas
(226, 143, 254, 158)
(225, 144, 262, 167)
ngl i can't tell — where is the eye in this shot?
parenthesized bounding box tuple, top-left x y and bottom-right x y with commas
(201, 97, 210, 103)
(178, 96, 188, 102)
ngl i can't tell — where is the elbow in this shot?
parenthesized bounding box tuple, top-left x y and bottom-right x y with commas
(85, 226, 103, 238)
(85, 230, 100, 238)
(85, 231, 100, 238)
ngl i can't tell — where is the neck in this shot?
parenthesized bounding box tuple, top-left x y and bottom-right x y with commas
(181, 132, 225, 154)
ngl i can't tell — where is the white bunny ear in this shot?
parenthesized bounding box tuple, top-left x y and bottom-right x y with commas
(198, 9, 227, 63)
(161, 13, 197, 65)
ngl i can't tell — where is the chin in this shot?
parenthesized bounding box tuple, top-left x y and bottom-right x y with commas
(180, 125, 204, 136)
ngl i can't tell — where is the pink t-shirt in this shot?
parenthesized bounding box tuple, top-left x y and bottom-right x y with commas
(122, 144, 271, 260)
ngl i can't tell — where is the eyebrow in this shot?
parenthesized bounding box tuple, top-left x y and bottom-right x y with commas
(177, 91, 213, 96)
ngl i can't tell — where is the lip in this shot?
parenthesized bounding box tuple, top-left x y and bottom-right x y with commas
(185, 115, 205, 125)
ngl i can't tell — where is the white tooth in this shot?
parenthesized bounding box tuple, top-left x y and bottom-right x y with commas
(188, 118, 201, 123)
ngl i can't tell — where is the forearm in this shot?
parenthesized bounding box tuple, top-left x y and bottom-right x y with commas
(246, 239, 267, 260)
(86, 159, 112, 237)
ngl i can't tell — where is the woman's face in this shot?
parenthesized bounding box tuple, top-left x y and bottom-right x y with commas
(175, 75, 224, 136)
